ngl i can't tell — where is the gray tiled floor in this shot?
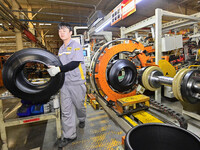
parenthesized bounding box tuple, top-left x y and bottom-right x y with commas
(1, 87, 200, 150)
(0, 88, 124, 150)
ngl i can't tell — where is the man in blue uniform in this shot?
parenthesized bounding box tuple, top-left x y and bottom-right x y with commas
(47, 22, 86, 148)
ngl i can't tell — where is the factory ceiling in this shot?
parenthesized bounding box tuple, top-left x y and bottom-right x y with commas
(0, 0, 199, 53)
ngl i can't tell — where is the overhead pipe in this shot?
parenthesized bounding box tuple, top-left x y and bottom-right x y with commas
(0, 2, 46, 49)
(14, 0, 22, 9)
(3, 0, 12, 9)
(11, 4, 46, 48)
(19, 19, 87, 26)
(47, 0, 96, 9)
(12, 10, 89, 19)
(0, 8, 21, 30)
(0, 2, 27, 30)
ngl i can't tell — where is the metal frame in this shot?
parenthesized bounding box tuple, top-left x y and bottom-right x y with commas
(0, 92, 61, 150)
(120, 8, 200, 102)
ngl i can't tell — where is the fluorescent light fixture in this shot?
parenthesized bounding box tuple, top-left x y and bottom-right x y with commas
(0, 36, 15, 38)
(45, 35, 54, 37)
(95, 18, 111, 32)
(33, 23, 52, 26)
(136, 0, 143, 4)
(44, 23, 52, 26)
(92, 18, 103, 27)
(95, 0, 142, 33)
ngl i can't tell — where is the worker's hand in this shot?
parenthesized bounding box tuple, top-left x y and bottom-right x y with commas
(47, 66, 61, 77)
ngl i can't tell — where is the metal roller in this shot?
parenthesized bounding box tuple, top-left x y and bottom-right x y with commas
(139, 66, 200, 104)
(181, 70, 200, 104)
(172, 68, 190, 102)
(139, 66, 163, 91)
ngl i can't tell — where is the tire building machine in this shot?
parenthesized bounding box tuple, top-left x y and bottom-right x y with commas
(89, 38, 200, 131)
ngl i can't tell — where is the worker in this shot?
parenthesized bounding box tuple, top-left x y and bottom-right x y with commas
(47, 22, 86, 148)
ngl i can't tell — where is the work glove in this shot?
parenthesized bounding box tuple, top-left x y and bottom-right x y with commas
(47, 66, 61, 77)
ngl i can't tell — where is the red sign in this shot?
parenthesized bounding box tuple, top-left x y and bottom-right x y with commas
(122, 0, 136, 19)
(111, 0, 136, 26)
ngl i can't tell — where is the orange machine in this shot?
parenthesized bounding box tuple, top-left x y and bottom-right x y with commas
(90, 39, 152, 115)
(90, 39, 194, 128)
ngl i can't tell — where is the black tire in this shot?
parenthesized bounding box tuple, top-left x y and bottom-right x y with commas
(125, 123, 200, 150)
(2, 48, 64, 104)
(108, 59, 137, 92)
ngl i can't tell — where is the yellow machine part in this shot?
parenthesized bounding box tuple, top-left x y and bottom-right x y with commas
(123, 115, 138, 127)
(132, 110, 163, 124)
(159, 60, 176, 77)
(117, 95, 150, 107)
(91, 100, 100, 110)
(188, 65, 200, 69)
(197, 49, 200, 61)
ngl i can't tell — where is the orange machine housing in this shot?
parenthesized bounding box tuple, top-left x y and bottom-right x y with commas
(94, 41, 149, 103)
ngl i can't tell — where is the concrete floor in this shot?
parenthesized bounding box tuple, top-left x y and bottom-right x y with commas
(43, 106, 124, 150)
(1, 87, 200, 150)
(0, 87, 124, 150)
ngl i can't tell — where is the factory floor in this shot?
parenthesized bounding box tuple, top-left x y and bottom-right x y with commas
(1, 87, 200, 150)
(0, 87, 124, 150)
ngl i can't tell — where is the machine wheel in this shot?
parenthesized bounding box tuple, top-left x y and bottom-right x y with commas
(181, 70, 200, 104)
(172, 68, 190, 102)
(2, 48, 65, 104)
(142, 66, 163, 91)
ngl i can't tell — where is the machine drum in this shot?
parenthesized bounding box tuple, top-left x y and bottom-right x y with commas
(108, 59, 137, 92)
(137, 66, 149, 87)
(125, 123, 200, 150)
(181, 70, 200, 104)
(2, 48, 65, 104)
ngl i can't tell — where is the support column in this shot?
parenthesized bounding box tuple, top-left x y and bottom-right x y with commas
(28, 6, 35, 47)
(135, 32, 138, 40)
(40, 29, 45, 46)
(194, 24, 199, 45)
(46, 41, 51, 51)
(155, 8, 163, 103)
(120, 27, 126, 38)
(12, 0, 23, 51)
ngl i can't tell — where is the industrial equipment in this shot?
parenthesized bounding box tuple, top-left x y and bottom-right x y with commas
(83, 43, 91, 70)
(138, 66, 200, 104)
(90, 38, 200, 129)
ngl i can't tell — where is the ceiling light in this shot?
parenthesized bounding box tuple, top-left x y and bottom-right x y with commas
(46, 35, 54, 37)
(95, 18, 111, 32)
(92, 18, 103, 27)
(95, 0, 142, 33)
(136, 0, 143, 4)
(0, 36, 15, 38)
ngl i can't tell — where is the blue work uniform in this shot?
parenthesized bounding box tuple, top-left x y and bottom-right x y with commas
(58, 39, 86, 139)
